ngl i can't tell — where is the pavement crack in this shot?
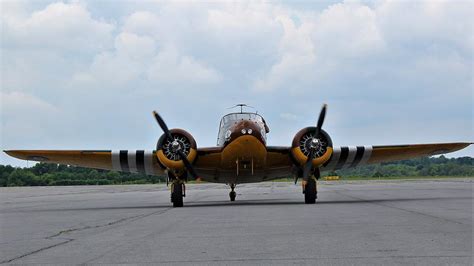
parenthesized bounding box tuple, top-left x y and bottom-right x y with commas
(1, 208, 172, 264)
(81, 194, 212, 264)
(46, 208, 172, 239)
(0, 239, 74, 264)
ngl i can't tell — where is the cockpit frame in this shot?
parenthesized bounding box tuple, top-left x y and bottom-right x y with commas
(217, 112, 269, 146)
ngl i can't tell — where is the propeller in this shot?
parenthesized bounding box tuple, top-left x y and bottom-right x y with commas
(295, 104, 327, 184)
(153, 111, 199, 181)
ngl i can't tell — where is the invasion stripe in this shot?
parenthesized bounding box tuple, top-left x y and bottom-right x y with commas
(342, 146, 358, 168)
(349, 146, 365, 168)
(136, 150, 146, 174)
(144, 150, 154, 175)
(323, 147, 341, 170)
(111, 150, 122, 171)
(119, 150, 129, 172)
(335, 147, 349, 170)
(128, 151, 137, 173)
(358, 146, 373, 165)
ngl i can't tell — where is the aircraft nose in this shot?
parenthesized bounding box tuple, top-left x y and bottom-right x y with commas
(230, 120, 265, 144)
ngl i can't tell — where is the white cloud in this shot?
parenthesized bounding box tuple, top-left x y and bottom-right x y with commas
(123, 11, 160, 36)
(253, 15, 316, 92)
(2, 2, 115, 52)
(147, 47, 221, 85)
(252, 0, 472, 94)
(1, 91, 58, 114)
(71, 33, 220, 90)
(313, 2, 385, 58)
(376, 0, 473, 53)
(206, 2, 281, 39)
(1, 92, 60, 146)
(253, 1, 386, 92)
(71, 32, 156, 88)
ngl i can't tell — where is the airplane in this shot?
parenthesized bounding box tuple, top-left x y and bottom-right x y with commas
(4, 104, 472, 207)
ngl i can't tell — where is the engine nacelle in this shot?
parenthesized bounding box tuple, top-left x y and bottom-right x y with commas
(291, 127, 333, 167)
(156, 128, 197, 170)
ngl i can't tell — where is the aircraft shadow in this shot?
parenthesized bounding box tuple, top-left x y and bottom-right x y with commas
(183, 196, 471, 208)
(24, 196, 471, 212)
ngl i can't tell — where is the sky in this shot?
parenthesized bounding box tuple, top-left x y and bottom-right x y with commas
(1, 0, 473, 166)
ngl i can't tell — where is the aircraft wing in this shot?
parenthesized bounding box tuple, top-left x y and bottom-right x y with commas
(3, 150, 165, 176)
(4, 142, 471, 181)
(320, 142, 472, 171)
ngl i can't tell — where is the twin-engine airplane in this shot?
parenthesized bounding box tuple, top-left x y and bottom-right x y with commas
(5, 104, 471, 207)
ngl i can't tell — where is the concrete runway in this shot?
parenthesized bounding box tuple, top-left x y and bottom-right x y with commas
(1, 179, 472, 265)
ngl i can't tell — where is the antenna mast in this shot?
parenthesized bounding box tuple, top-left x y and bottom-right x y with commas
(228, 103, 255, 113)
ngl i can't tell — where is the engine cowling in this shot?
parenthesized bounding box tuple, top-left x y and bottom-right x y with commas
(156, 128, 197, 170)
(291, 127, 333, 167)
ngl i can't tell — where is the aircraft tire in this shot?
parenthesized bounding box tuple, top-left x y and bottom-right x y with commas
(229, 191, 236, 201)
(304, 178, 317, 204)
(172, 183, 184, 207)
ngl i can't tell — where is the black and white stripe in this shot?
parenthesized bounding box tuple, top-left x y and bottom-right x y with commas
(322, 146, 373, 170)
(112, 150, 157, 175)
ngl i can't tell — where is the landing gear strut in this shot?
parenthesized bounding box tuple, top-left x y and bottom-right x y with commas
(229, 184, 236, 201)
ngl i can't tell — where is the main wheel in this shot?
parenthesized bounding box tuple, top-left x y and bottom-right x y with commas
(171, 183, 184, 207)
(304, 178, 317, 204)
(229, 191, 236, 201)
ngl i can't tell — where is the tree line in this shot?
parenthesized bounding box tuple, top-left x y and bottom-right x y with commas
(0, 156, 472, 187)
(334, 156, 473, 178)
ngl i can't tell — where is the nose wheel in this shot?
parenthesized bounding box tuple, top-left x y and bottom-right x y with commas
(229, 184, 236, 201)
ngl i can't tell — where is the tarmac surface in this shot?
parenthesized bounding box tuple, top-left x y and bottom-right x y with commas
(0, 179, 472, 265)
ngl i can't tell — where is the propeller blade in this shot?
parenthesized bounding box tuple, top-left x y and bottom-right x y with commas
(177, 149, 200, 180)
(314, 104, 327, 138)
(152, 111, 173, 140)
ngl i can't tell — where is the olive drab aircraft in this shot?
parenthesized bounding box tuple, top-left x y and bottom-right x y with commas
(5, 104, 472, 207)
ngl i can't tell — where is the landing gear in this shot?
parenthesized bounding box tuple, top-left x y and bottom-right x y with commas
(171, 180, 185, 207)
(303, 178, 317, 204)
(229, 184, 236, 201)
(169, 171, 186, 207)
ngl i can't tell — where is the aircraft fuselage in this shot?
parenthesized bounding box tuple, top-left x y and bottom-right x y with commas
(217, 113, 269, 183)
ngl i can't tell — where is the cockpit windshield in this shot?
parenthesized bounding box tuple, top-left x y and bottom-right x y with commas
(220, 113, 263, 126)
(217, 112, 268, 146)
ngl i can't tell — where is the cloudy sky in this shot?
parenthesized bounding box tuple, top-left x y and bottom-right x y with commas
(1, 0, 472, 166)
